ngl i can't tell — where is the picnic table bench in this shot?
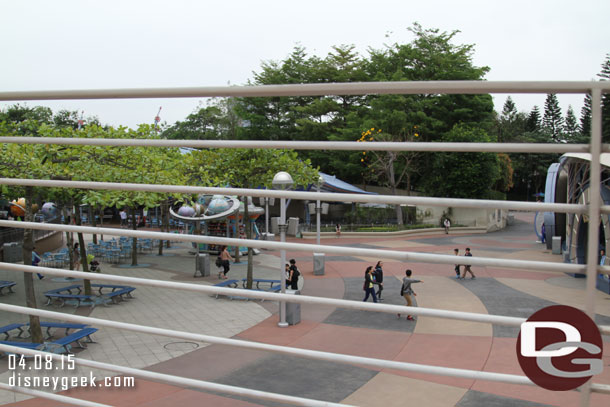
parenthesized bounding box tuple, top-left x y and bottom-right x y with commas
(212, 279, 240, 298)
(0, 323, 26, 340)
(0, 281, 16, 295)
(36, 322, 90, 339)
(45, 284, 130, 308)
(241, 278, 281, 289)
(0, 327, 98, 355)
(91, 284, 136, 303)
(44, 292, 98, 308)
(50, 327, 98, 353)
(213, 279, 282, 301)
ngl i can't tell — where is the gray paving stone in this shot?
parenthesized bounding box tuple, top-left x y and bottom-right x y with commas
(456, 389, 554, 407)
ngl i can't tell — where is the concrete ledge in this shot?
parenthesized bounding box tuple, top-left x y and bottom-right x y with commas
(301, 226, 487, 239)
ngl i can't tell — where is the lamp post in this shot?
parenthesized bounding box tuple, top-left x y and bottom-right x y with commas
(272, 171, 293, 328)
(316, 175, 324, 245)
(313, 175, 326, 275)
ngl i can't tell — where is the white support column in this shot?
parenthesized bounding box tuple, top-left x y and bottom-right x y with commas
(278, 197, 288, 327)
(581, 87, 603, 407)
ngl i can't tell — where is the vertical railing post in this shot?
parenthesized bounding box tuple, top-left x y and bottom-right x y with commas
(580, 87, 603, 407)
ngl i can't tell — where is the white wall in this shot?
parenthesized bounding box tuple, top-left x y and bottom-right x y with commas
(416, 206, 508, 231)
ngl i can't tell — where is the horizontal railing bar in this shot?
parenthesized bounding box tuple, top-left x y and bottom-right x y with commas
(0, 344, 351, 407)
(0, 382, 111, 407)
(590, 383, 610, 395)
(0, 179, 589, 214)
(1, 263, 525, 325)
(0, 81, 609, 102)
(6, 263, 609, 335)
(0, 137, 602, 154)
(0, 305, 532, 386)
(0, 221, 586, 273)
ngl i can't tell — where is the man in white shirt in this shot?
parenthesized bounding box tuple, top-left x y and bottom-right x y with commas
(120, 209, 127, 228)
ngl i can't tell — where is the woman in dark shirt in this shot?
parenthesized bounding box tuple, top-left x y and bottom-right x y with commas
(374, 261, 384, 301)
(362, 266, 378, 303)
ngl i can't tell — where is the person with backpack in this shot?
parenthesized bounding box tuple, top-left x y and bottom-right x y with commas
(362, 266, 378, 303)
(398, 269, 423, 320)
(373, 261, 384, 301)
(288, 258, 300, 290)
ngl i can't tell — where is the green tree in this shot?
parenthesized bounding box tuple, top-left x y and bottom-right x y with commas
(526, 106, 542, 132)
(508, 130, 558, 200)
(185, 148, 318, 288)
(580, 93, 592, 139)
(563, 105, 580, 142)
(495, 97, 527, 143)
(423, 124, 501, 199)
(358, 127, 421, 224)
(0, 104, 53, 125)
(162, 102, 225, 140)
(542, 93, 564, 141)
(236, 45, 320, 142)
(71, 125, 186, 266)
(362, 23, 494, 189)
(0, 120, 51, 344)
(597, 54, 610, 142)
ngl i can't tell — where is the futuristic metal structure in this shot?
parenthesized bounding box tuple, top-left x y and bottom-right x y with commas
(544, 153, 610, 292)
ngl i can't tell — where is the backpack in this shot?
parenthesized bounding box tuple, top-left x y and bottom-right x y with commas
(215, 256, 222, 268)
(293, 267, 300, 279)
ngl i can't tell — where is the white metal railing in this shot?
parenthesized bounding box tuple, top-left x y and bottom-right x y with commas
(0, 220, 592, 274)
(0, 301, 532, 385)
(1, 136, 607, 153)
(0, 178, 600, 214)
(0, 80, 608, 100)
(0, 80, 608, 406)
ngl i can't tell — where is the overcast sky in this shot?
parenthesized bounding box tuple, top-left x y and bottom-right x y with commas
(1, 0, 608, 129)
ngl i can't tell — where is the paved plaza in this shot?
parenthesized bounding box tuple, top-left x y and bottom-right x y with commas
(1, 212, 610, 406)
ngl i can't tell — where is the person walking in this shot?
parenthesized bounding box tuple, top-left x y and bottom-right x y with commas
(453, 248, 461, 278)
(218, 246, 234, 279)
(444, 218, 451, 234)
(73, 242, 81, 271)
(362, 266, 378, 303)
(398, 269, 423, 320)
(288, 259, 300, 290)
(461, 247, 476, 279)
(373, 261, 384, 301)
(335, 223, 342, 238)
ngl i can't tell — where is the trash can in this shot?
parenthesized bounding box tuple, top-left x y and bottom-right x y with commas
(313, 253, 325, 275)
(271, 217, 280, 235)
(194, 253, 210, 277)
(287, 217, 300, 236)
(552, 236, 562, 255)
(285, 289, 301, 325)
